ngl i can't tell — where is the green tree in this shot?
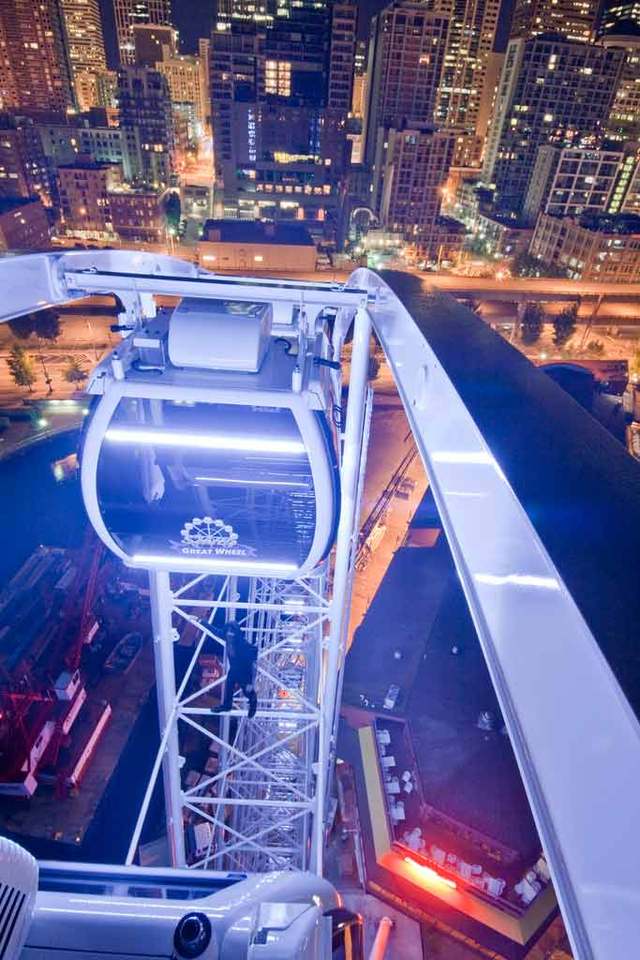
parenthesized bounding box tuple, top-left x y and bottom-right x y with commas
(513, 251, 567, 279)
(63, 355, 89, 384)
(8, 309, 60, 342)
(6, 344, 36, 392)
(520, 302, 544, 345)
(163, 192, 181, 234)
(34, 309, 61, 342)
(8, 315, 35, 339)
(586, 339, 605, 357)
(553, 303, 578, 349)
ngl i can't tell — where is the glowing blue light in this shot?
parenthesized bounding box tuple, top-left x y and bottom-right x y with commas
(194, 475, 309, 488)
(105, 427, 306, 455)
(132, 554, 297, 572)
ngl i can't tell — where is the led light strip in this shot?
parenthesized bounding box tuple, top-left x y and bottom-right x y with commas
(132, 554, 297, 573)
(194, 475, 310, 488)
(105, 427, 306, 455)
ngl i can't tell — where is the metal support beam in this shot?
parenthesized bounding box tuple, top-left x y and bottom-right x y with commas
(148, 570, 186, 868)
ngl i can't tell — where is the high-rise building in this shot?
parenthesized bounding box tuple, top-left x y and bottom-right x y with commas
(522, 146, 624, 224)
(434, 0, 501, 165)
(475, 50, 504, 161)
(157, 51, 203, 126)
(132, 22, 177, 65)
(379, 122, 456, 257)
(211, 0, 356, 239)
(60, 0, 107, 110)
(113, 0, 173, 65)
(198, 38, 211, 133)
(117, 66, 173, 187)
(363, 2, 450, 170)
(0, 116, 52, 206)
(0, 14, 18, 110)
(509, 0, 599, 42)
(483, 36, 624, 214)
(0, 0, 76, 113)
(598, 0, 640, 36)
(601, 34, 640, 143)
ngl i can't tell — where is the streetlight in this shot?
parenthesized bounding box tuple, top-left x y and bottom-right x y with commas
(38, 352, 53, 395)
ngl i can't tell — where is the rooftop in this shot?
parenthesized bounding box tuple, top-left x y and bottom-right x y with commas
(201, 219, 315, 246)
(577, 212, 640, 234)
(0, 197, 42, 215)
(343, 527, 539, 861)
(57, 161, 113, 172)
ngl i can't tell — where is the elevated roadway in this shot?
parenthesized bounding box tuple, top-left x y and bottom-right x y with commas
(426, 274, 640, 303)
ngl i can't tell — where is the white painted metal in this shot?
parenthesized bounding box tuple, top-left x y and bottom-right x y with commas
(25, 861, 339, 958)
(148, 570, 187, 868)
(348, 267, 640, 960)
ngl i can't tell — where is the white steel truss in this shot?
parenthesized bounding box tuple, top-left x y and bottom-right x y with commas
(126, 305, 374, 876)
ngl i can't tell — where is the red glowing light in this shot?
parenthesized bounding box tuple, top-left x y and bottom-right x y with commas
(403, 856, 457, 890)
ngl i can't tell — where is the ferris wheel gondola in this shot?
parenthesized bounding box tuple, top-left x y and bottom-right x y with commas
(80, 296, 341, 579)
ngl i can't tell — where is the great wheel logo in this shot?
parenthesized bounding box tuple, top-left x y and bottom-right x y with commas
(176, 516, 255, 559)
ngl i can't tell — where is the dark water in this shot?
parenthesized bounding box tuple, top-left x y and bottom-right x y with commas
(0, 431, 86, 587)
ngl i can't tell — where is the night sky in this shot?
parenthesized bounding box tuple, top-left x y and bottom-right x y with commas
(98, 0, 514, 67)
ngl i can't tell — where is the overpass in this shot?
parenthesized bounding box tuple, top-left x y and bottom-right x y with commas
(426, 274, 640, 302)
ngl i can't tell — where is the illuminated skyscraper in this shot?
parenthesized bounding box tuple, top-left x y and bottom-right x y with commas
(484, 36, 625, 214)
(211, 0, 356, 237)
(434, 0, 501, 164)
(113, 0, 173, 65)
(364, 1, 449, 170)
(363, 1, 449, 215)
(599, 0, 640, 35)
(0, 0, 75, 112)
(60, 0, 107, 110)
(509, 0, 599, 42)
(117, 66, 173, 186)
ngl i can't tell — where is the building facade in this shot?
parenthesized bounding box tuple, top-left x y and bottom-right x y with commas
(132, 22, 178, 66)
(108, 186, 164, 241)
(198, 219, 318, 272)
(523, 146, 624, 224)
(117, 66, 173, 187)
(379, 123, 456, 258)
(602, 35, 640, 144)
(0, 197, 50, 251)
(211, 0, 356, 241)
(57, 161, 118, 238)
(598, 0, 640, 35)
(434, 0, 501, 165)
(364, 2, 449, 169)
(157, 51, 204, 128)
(60, 0, 107, 110)
(113, 0, 173, 65)
(509, 0, 599, 42)
(530, 211, 640, 280)
(0, 119, 52, 206)
(0, 0, 75, 112)
(611, 150, 640, 215)
(483, 36, 624, 215)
